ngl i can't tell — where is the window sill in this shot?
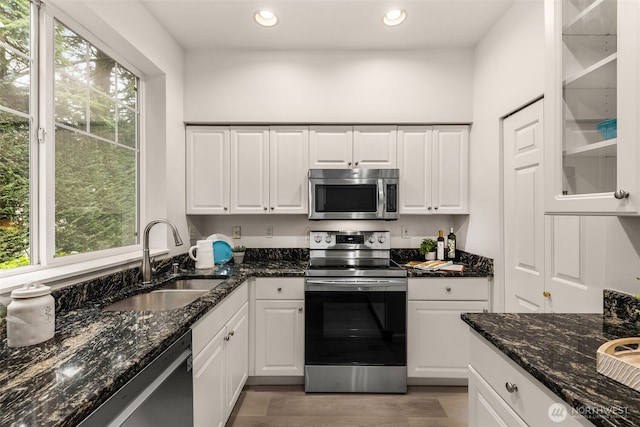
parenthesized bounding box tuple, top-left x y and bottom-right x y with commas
(0, 249, 169, 294)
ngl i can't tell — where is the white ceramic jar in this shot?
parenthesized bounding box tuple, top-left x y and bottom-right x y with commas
(7, 283, 55, 347)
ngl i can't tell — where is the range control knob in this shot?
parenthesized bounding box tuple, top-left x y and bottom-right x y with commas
(314, 235, 322, 243)
(325, 235, 332, 243)
(378, 235, 386, 243)
(368, 236, 376, 244)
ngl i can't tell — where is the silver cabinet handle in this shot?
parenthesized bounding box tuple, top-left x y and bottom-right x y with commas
(483, 308, 489, 313)
(271, 207, 274, 210)
(614, 189, 629, 199)
(355, 161, 359, 166)
(298, 307, 303, 312)
(277, 287, 282, 292)
(263, 207, 268, 211)
(348, 162, 352, 166)
(446, 287, 452, 292)
(428, 206, 432, 211)
(505, 382, 518, 393)
(224, 335, 230, 342)
(229, 330, 235, 337)
(224, 207, 228, 211)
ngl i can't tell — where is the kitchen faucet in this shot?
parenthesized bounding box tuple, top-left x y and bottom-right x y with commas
(142, 219, 184, 284)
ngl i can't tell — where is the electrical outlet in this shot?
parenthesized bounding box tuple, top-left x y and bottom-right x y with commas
(401, 225, 409, 239)
(266, 225, 273, 238)
(232, 226, 241, 239)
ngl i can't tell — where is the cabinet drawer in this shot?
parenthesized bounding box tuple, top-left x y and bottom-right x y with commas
(469, 331, 589, 427)
(409, 278, 489, 301)
(255, 277, 305, 300)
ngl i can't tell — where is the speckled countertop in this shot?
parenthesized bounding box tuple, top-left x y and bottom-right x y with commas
(0, 250, 491, 427)
(0, 259, 306, 427)
(462, 307, 640, 427)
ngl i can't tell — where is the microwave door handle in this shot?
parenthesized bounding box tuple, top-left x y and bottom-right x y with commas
(378, 179, 385, 215)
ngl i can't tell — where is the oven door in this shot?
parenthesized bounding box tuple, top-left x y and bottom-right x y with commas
(309, 178, 384, 220)
(305, 278, 406, 366)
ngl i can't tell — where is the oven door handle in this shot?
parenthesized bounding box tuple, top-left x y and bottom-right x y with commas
(305, 279, 407, 292)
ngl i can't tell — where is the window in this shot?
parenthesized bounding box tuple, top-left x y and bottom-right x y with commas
(0, 0, 32, 269)
(53, 22, 139, 258)
(0, 1, 140, 274)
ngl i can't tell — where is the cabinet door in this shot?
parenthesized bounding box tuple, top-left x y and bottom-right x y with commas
(468, 366, 527, 427)
(398, 127, 433, 214)
(254, 300, 305, 376)
(186, 126, 230, 214)
(309, 126, 353, 168)
(269, 127, 309, 214)
(230, 127, 269, 213)
(193, 326, 226, 427)
(353, 125, 397, 168)
(225, 302, 249, 418)
(408, 300, 488, 379)
(544, 0, 640, 214)
(432, 126, 469, 214)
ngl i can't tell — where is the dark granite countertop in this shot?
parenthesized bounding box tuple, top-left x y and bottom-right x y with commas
(0, 259, 306, 427)
(0, 249, 490, 427)
(462, 311, 640, 427)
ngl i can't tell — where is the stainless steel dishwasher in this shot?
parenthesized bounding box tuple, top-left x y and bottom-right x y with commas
(78, 331, 193, 427)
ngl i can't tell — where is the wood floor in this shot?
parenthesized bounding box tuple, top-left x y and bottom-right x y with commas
(226, 385, 468, 427)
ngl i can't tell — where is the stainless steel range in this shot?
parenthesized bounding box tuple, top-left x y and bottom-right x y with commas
(304, 230, 407, 393)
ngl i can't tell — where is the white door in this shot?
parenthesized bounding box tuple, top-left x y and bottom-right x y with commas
(504, 100, 545, 312)
(254, 300, 305, 376)
(432, 126, 469, 214)
(269, 127, 309, 214)
(193, 326, 226, 427)
(408, 300, 488, 379)
(225, 302, 249, 419)
(545, 215, 603, 313)
(309, 126, 353, 168)
(186, 126, 230, 214)
(398, 127, 433, 214)
(353, 125, 397, 168)
(230, 127, 269, 213)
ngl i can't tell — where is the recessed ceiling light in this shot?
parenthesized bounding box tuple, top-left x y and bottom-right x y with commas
(383, 9, 407, 26)
(254, 10, 278, 27)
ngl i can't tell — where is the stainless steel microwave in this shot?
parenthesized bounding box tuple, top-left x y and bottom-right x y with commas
(308, 169, 399, 220)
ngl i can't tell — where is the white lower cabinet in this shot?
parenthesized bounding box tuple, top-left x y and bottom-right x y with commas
(253, 278, 305, 377)
(407, 278, 489, 383)
(192, 282, 249, 427)
(468, 331, 591, 427)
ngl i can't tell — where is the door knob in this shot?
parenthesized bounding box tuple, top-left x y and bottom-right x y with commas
(543, 291, 551, 298)
(614, 189, 630, 199)
(505, 382, 518, 393)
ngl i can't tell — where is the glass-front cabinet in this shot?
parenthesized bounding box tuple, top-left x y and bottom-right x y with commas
(544, 0, 640, 214)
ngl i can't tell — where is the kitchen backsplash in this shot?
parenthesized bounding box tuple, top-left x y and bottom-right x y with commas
(603, 289, 640, 323)
(0, 247, 494, 317)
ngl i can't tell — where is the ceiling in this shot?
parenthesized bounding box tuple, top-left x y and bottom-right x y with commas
(139, 0, 516, 50)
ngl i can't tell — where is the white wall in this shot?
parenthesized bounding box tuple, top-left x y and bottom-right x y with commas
(51, 0, 188, 255)
(469, 0, 546, 310)
(184, 49, 474, 123)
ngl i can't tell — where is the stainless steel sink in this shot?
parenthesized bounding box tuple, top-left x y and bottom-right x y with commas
(103, 278, 226, 312)
(157, 278, 224, 291)
(103, 290, 208, 312)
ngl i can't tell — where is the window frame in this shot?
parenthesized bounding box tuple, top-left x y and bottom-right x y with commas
(0, 1, 148, 290)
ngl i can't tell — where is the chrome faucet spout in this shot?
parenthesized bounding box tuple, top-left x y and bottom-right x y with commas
(142, 219, 184, 284)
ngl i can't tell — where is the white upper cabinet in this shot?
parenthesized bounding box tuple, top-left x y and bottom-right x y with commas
(398, 125, 469, 215)
(230, 127, 270, 214)
(309, 125, 397, 168)
(269, 127, 309, 214)
(186, 126, 230, 214)
(544, 0, 640, 214)
(353, 126, 397, 168)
